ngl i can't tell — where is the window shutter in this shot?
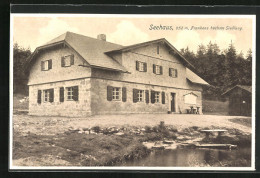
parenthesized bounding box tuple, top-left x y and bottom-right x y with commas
(41, 61, 44, 71)
(169, 68, 172, 77)
(60, 87, 64, 102)
(49, 89, 54, 102)
(133, 89, 138, 103)
(61, 57, 65, 67)
(145, 90, 149, 104)
(107, 86, 113, 101)
(72, 86, 79, 101)
(144, 62, 147, 72)
(37, 90, 41, 104)
(162, 91, 165, 104)
(175, 69, 178, 77)
(122, 87, 127, 102)
(70, 55, 74, 65)
(48, 59, 52, 70)
(151, 90, 155, 104)
(153, 64, 156, 74)
(160, 66, 163, 75)
(136, 61, 139, 71)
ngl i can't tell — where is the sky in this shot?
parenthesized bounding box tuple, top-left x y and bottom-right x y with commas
(12, 15, 254, 55)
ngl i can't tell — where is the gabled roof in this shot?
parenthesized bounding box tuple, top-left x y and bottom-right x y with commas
(26, 32, 209, 86)
(27, 32, 127, 72)
(105, 38, 195, 69)
(222, 85, 252, 96)
(186, 68, 209, 86)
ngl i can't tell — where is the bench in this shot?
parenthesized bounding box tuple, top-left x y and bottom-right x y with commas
(200, 129, 227, 140)
(186, 106, 200, 114)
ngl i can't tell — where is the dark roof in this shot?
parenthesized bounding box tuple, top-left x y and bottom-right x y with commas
(222, 85, 252, 96)
(28, 32, 127, 72)
(105, 38, 195, 69)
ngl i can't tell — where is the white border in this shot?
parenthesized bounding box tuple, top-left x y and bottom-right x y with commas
(9, 13, 256, 171)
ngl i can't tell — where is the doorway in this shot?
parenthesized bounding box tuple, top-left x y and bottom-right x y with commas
(171, 93, 176, 112)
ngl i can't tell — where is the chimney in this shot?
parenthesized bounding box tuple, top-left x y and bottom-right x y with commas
(97, 34, 106, 41)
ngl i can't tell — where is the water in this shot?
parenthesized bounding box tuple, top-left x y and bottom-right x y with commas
(120, 147, 251, 167)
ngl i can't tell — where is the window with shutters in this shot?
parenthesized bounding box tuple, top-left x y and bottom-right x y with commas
(112, 87, 120, 100)
(155, 92, 160, 103)
(153, 64, 163, 75)
(41, 60, 52, 71)
(169, 68, 178, 78)
(61, 55, 74, 67)
(67, 87, 73, 100)
(66, 86, 79, 101)
(136, 61, 147, 72)
(137, 90, 144, 102)
(43, 89, 53, 102)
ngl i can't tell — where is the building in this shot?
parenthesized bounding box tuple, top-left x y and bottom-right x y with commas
(222, 85, 252, 116)
(26, 32, 209, 117)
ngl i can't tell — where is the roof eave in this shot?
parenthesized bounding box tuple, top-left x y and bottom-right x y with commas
(187, 78, 211, 86)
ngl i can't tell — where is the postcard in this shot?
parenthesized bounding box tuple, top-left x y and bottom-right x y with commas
(10, 13, 255, 171)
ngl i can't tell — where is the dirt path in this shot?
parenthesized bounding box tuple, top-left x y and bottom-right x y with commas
(12, 114, 252, 135)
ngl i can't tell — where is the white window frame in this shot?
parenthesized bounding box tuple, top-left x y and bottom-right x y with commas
(42, 60, 49, 71)
(67, 87, 73, 100)
(43, 89, 50, 102)
(137, 90, 144, 102)
(112, 87, 121, 101)
(170, 68, 177, 78)
(64, 55, 72, 67)
(137, 61, 145, 72)
(155, 92, 160, 103)
(155, 65, 161, 74)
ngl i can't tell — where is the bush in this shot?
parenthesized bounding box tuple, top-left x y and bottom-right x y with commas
(144, 126, 152, 133)
(91, 126, 101, 133)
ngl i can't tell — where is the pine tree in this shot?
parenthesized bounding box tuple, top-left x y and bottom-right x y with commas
(13, 43, 31, 94)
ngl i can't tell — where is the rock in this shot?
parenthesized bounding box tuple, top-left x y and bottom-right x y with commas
(164, 144, 178, 150)
(163, 140, 175, 144)
(115, 132, 124, 136)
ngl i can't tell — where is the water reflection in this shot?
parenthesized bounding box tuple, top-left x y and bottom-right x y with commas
(120, 147, 251, 167)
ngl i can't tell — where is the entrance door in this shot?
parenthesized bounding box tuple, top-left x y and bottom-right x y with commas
(171, 93, 176, 112)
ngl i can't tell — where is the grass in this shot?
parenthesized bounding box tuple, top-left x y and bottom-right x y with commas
(202, 99, 229, 115)
(228, 118, 252, 127)
(13, 131, 150, 166)
(13, 93, 29, 111)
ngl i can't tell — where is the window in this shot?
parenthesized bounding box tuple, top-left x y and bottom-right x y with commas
(67, 87, 73, 100)
(41, 59, 52, 71)
(61, 55, 74, 67)
(157, 45, 160, 54)
(44, 90, 50, 102)
(169, 68, 178, 78)
(137, 90, 144, 102)
(42, 89, 54, 103)
(136, 61, 147, 72)
(107, 86, 126, 102)
(151, 90, 161, 104)
(112, 87, 120, 100)
(153, 64, 163, 75)
(66, 86, 79, 101)
(155, 92, 160, 103)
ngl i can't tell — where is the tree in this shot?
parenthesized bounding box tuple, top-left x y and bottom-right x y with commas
(13, 43, 31, 94)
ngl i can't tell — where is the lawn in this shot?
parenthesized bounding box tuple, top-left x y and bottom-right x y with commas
(228, 118, 252, 127)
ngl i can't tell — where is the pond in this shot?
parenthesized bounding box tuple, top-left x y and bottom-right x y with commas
(120, 147, 251, 167)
